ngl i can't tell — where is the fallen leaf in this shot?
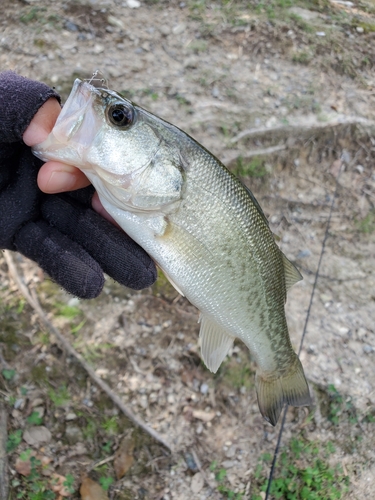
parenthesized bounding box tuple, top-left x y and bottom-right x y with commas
(15, 456, 32, 476)
(51, 474, 72, 497)
(80, 476, 109, 500)
(114, 435, 135, 479)
(192, 409, 216, 422)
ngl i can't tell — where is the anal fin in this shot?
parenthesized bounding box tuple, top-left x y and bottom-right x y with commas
(199, 315, 235, 373)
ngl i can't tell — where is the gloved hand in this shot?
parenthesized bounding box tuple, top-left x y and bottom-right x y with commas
(0, 71, 156, 298)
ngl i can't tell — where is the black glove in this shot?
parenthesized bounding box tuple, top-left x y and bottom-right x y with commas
(0, 71, 156, 298)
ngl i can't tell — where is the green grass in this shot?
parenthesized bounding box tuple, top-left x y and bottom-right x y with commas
(210, 461, 244, 499)
(293, 50, 313, 65)
(356, 210, 375, 234)
(233, 157, 268, 178)
(11, 452, 69, 499)
(252, 438, 349, 499)
(47, 385, 71, 407)
(6, 429, 23, 453)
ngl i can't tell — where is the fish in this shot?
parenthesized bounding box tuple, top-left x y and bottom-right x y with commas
(33, 78, 311, 425)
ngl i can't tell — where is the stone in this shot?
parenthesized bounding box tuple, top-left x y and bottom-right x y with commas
(65, 425, 83, 445)
(23, 426, 52, 446)
(191, 472, 204, 493)
(289, 7, 319, 21)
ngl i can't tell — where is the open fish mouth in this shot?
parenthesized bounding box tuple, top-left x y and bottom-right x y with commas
(33, 79, 101, 165)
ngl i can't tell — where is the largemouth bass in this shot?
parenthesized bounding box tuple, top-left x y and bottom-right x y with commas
(33, 79, 311, 425)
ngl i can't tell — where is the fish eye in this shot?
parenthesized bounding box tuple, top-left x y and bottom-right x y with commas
(106, 103, 134, 129)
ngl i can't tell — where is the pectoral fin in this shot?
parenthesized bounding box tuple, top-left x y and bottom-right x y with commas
(281, 252, 303, 291)
(159, 267, 185, 297)
(199, 315, 235, 373)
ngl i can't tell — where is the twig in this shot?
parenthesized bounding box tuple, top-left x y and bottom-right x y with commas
(222, 144, 286, 166)
(0, 401, 9, 500)
(230, 115, 375, 144)
(4, 250, 173, 453)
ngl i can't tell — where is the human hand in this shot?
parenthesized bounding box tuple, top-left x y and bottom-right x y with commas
(0, 73, 156, 298)
(23, 98, 114, 224)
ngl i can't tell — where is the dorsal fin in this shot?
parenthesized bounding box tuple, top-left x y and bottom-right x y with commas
(281, 252, 303, 291)
(199, 315, 235, 373)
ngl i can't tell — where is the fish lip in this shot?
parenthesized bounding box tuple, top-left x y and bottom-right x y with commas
(32, 79, 102, 165)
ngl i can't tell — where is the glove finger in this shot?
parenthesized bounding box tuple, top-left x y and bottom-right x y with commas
(14, 220, 105, 299)
(0, 148, 40, 249)
(41, 195, 157, 290)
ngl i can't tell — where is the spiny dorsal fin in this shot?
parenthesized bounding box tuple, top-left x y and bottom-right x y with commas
(281, 252, 303, 292)
(199, 315, 235, 373)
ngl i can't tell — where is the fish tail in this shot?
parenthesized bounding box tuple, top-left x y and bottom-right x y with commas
(255, 354, 311, 426)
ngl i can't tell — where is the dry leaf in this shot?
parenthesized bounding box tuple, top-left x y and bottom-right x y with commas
(15, 456, 32, 476)
(192, 409, 216, 422)
(51, 474, 72, 497)
(80, 476, 109, 500)
(114, 435, 135, 479)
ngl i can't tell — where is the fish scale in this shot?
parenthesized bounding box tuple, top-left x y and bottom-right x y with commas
(33, 78, 311, 425)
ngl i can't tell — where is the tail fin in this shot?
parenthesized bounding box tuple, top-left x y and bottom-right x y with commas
(255, 354, 311, 426)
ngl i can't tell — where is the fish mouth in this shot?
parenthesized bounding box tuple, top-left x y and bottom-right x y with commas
(32, 79, 102, 165)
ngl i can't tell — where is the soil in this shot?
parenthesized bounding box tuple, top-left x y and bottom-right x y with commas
(1, 0, 375, 499)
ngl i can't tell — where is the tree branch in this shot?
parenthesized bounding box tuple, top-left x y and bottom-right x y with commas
(4, 250, 173, 453)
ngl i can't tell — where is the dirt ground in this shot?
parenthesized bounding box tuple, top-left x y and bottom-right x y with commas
(1, 0, 375, 499)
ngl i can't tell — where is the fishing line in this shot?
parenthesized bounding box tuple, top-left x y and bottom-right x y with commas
(265, 162, 344, 500)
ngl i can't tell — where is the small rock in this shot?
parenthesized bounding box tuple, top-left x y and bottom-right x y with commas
(167, 394, 175, 404)
(320, 293, 333, 303)
(64, 20, 79, 32)
(23, 426, 52, 446)
(184, 451, 199, 472)
(183, 56, 198, 69)
(289, 7, 319, 21)
(172, 23, 186, 35)
(363, 344, 374, 354)
(65, 412, 77, 421)
(297, 249, 311, 259)
(225, 445, 237, 458)
(191, 472, 204, 494)
(221, 459, 236, 468)
(127, 0, 141, 7)
(107, 15, 125, 29)
(33, 406, 45, 418)
(14, 399, 24, 410)
(192, 409, 216, 422)
(200, 383, 209, 395)
(31, 398, 44, 408)
(65, 425, 83, 444)
(93, 44, 105, 54)
(160, 25, 171, 36)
